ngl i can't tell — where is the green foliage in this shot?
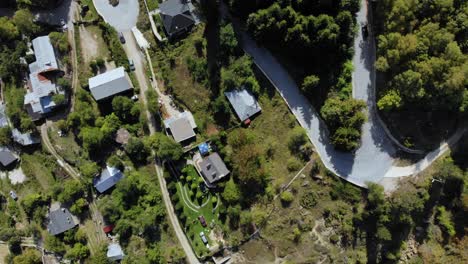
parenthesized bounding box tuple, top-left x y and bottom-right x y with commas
(112, 96, 140, 123)
(125, 137, 150, 163)
(65, 243, 90, 261)
(221, 55, 259, 95)
(79, 126, 104, 154)
(12, 249, 42, 264)
(301, 75, 320, 94)
(321, 97, 366, 151)
(0, 126, 12, 146)
(145, 88, 159, 115)
(49, 32, 69, 54)
(107, 155, 123, 170)
(377, 89, 402, 111)
(300, 191, 317, 209)
(79, 161, 99, 179)
(44, 234, 66, 255)
(13, 9, 39, 36)
(436, 206, 456, 237)
(219, 23, 239, 60)
(222, 178, 241, 204)
(186, 56, 208, 85)
(376, 0, 468, 112)
(52, 94, 66, 105)
(147, 132, 183, 161)
(0, 17, 19, 41)
(57, 180, 85, 205)
(21, 193, 49, 218)
(99, 22, 128, 69)
(280, 190, 294, 205)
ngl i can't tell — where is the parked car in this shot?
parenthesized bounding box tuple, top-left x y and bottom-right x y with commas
(199, 231, 208, 244)
(131, 94, 139, 101)
(60, 19, 68, 31)
(119, 32, 126, 44)
(198, 215, 207, 227)
(128, 59, 135, 71)
(9, 190, 18, 200)
(361, 23, 369, 38)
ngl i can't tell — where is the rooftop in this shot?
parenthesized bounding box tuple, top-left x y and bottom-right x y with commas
(163, 111, 197, 143)
(107, 243, 124, 261)
(12, 129, 40, 146)
(199, 152, 230, 185)
(115, 128, 131, 145)
(89, 67, 133, 101)
(47, 208, 77, 236)
(159, 0, 196, 37)
(224, 89, 262, 122)
(0, 147, 18, 167)
(29, 36, 59, 73)
(94, 166, 124, 193)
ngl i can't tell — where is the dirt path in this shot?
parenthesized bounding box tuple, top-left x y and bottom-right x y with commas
(79, 26, 99, 63)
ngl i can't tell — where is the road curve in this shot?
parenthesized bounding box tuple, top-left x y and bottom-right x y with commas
(229, 0, 465, 188)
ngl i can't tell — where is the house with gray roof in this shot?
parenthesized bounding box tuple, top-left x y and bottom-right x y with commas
(25, 36, 66, 120)
(163, 111, 197, 143)
(89, 67, 133, 101)
(94, 166, 124, 193)
(225, 89, 262, 122)
(158, 0, 197, 38)
(47, 208, 77, 236)
(107, 243, 125, 261)
(0, 147, 18, 167)
(12, 129, 40, 146)
(198, 152, 230, 187)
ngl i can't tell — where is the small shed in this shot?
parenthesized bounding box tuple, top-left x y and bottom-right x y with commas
(0, 147, 18, 167)
(94, 166, 124, 193)
(198, 142, 209, 156)
(224, 89, 262, 122)
(107, 243, 124, 261)
(163, 111, 197, 143)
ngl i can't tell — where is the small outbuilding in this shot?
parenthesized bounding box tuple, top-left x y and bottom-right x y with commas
(12, 129, 40, 146)
(199, 152, 230, 187)
(224, 89, 262, 122)
(94, 166, 124, 194)
(163, 111, 197, 143)
(158, 0, 197, 38)
(89, 67, 133, 101)
(107, 243, 125, 261)
(47, 208, 77, 236)
(0, 147, 18, 168)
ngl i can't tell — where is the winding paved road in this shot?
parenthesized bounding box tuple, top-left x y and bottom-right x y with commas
(93, 1, 200, 263)
(228, 0, 465, 188)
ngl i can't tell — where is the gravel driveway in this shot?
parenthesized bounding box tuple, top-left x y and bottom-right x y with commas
(93, 0, 139, 31)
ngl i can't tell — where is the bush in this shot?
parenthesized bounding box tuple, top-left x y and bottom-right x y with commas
(300, 192, 317, 209)
(287, 157, 302, 172)
(280, 190, 294, 205)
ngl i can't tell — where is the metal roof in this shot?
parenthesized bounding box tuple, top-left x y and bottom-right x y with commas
(12, 129, 40, 146)
(163, 111, 196, 143)
(0, 147, 18, 167)
(224, 89, 262, 121)
(89, 67, 133, 101)
(47, 208, 77, 236)
(94, 166, 124, 193)
(0, 104, 9, 128)
(159, 0, 196, 36)
(107, 243, 124, 261)
(29, 36, 58, 73)
(199, 152, 230, 184)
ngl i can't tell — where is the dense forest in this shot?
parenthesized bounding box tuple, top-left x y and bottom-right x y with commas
(228, 0, 366, 151)
(374, 0, 467, 148)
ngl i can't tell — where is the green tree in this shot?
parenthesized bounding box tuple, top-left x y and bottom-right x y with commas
(377, 89, 402, 111)
(57, 77, 71, 91)
(0, 127, 12, 146)
(436, 206, 455, 237)
(148, 133, 183, 160)
(12, 9, 39, 36)
(58, 180, 85, 205)
(12, 249, 41, 264)
(44, 234, 66, 255)
(107, 155, 123, 170)
(219, 23, 239, 59)
(112, 96, 140, 123)
(301, 75, 320, 94)
(125, 137, 150, 163)
(280, 190, 294, 205)
(65, 243, 90, 261)
(0, 17, 19, 41)
(52, 94, 66, 105)
(222, 179, 241, 204)
(49, 32, 69, 53)
(79, 127, 104, 154)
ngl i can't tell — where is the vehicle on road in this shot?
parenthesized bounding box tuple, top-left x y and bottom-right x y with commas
(119, 32, 125, 44)
(198, 215, 207, 227)
(199, 231, 208, 244)
(128, 59, 135, 71)
(60, 19, 68, 31)
(361, 23, 369, 38)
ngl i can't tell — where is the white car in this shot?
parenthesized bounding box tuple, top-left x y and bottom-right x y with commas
(199, 231, 208, 244)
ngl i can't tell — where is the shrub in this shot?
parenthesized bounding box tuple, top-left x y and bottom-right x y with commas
(211, 196, 217, 205)
(280, 191, 294, 205)
(300, 192, 317, 209)
(287, 157, 302, 172)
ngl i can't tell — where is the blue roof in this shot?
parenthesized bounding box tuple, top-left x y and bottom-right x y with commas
(198, 143, 209, 155)
(94, 166, 124, 193)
